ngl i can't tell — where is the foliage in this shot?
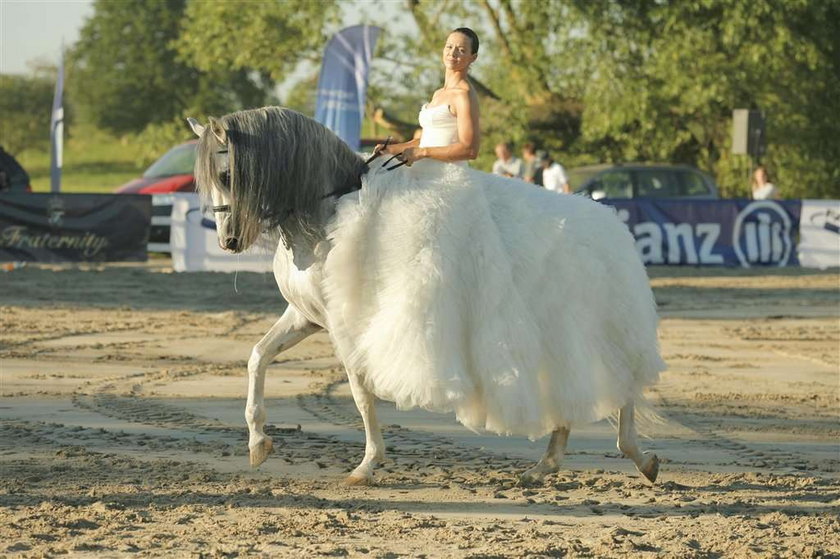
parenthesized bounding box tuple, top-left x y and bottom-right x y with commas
(177, 0, 342, 82)
(573, 0, 840, 198)
(71, 0, 274, 136)
(0, 74, 55, 155)
(61, 0, 839, 199)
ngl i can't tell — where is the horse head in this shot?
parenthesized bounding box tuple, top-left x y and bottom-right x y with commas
(189, 107, 367, 253)
(188, 117, 239, 251)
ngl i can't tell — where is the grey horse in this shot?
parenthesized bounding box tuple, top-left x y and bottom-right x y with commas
(187, 107, 662, 486)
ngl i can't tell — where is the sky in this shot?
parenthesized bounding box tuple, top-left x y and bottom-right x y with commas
(1, 0, 93, 74)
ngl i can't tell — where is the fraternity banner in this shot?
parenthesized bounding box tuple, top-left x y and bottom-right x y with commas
(169, 193, 272, 273)
(315, 25, 381, 151)
(602, 199, 802, 267)
(798, 200, 840, 269)
(0, 193, 150, 262)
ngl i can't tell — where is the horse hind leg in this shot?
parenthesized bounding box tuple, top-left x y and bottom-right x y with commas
(246, 306, 319, 467)
(519, 426, 570, 486)
(617, 401, 659, 483)
(344, 372, 385, 486)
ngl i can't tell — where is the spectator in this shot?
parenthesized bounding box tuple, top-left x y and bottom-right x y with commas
(751, 165, 780, 200)
(521, 142, 538, 183)
(492, 142, 522, 178)
(538, 151, 570, 194)
(0, 146, 31, 193)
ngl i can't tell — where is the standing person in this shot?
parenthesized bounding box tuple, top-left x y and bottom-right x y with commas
(751, 165, 780, 200)
(540, 151, 570, 194)
(373, 28, 480, 166)
(492, 142, 522, 178)
(521, 142, 538, 183)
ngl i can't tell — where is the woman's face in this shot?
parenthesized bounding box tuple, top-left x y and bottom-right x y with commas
(442, 32, 476, 72)
(754, 168, 768, 184)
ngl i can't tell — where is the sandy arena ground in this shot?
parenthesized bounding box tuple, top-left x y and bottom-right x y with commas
(1, 260, 838, 557)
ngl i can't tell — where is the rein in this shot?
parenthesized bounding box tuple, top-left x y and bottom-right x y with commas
(320, 136, 406, 200)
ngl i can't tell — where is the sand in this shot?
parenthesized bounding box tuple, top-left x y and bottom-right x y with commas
(1, 260, 838, 557)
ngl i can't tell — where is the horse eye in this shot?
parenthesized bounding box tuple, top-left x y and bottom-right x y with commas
(219, 170, 230, 186)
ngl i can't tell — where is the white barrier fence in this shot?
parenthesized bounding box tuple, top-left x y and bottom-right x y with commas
(168, 193, 272, 273)
(148, 194, 175, 253)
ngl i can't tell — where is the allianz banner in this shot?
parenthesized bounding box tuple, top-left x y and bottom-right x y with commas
(0, 193, 150, 262)
(601, 199, 802, 267)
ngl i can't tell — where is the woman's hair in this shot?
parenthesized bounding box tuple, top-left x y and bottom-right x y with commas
(452, 27, 479, 55)
(751, 165, 771, 187)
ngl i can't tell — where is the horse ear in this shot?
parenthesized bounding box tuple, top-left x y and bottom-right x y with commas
(208, 117, 227, 145)
(186, 117, 205, 137)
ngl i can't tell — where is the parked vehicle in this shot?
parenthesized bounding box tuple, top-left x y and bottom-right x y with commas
(115, 141, 197, 195)
(115, 141, 197, 249)
(569, 163, 719, 200)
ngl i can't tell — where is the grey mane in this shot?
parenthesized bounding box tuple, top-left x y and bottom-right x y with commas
(195, 106, 367, 249)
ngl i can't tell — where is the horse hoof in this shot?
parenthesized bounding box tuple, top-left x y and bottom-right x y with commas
(249, 438, 273, 468)
(639, 452, 659, 484)
(517, 472, 544, 487)
(344, 473, 373, 486)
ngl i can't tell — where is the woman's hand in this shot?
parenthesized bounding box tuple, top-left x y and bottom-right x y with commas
(400, 147, 426, 166)
(372, 143, 390, 157)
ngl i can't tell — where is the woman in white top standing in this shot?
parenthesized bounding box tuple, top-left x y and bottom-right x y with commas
(374, 28, 480, 165)
(751, 165, 780, 200)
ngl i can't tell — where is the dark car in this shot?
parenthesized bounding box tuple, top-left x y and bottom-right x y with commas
(569, 163, 719, 200)
(0, 146, 32, 193)
(115, 141, 197, 250)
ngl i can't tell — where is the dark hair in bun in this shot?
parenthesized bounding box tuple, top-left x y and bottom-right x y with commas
(452, 27, 479, 55)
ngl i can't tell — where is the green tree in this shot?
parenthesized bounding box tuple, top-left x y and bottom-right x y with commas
(573, 0, 840, 198)
(71, 0, 273, 136)
(0, 74, 55, 154)
(172, 0, 839, 198)
(177, 0, 341, 82)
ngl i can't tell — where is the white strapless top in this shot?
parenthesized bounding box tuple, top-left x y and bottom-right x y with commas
(418, 103, 459, 148)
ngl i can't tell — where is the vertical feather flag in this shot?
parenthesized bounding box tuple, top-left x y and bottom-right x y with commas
(50, 47, 64, 193)
(315, 25, 381, 151)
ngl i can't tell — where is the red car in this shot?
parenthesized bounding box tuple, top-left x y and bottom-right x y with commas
(115, 141, 197, 194)
(115, 141, 197, 249)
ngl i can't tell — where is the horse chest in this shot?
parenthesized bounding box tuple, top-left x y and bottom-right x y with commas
(272, 246, 328, 328)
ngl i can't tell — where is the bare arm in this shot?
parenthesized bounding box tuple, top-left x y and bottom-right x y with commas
(403, 90, 480, 164)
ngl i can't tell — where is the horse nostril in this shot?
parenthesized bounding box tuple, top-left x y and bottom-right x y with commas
(223, 237, 239, 251)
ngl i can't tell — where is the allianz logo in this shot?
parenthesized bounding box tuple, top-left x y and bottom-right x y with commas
(616, 201, 794, 266)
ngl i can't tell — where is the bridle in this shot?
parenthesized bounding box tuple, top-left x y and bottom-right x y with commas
(212, 147, 232, 214)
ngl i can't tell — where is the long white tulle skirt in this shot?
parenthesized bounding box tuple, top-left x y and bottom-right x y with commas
(322, 160, 665, 439)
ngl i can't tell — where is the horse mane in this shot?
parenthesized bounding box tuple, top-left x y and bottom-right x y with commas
(195, 106, 367, 248)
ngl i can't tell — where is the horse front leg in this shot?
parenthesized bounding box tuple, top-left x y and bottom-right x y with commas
(345, 372, 385, 486)
(247, 305, 319, 467)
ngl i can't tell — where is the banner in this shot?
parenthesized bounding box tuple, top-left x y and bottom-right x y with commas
(170, 194, 272, 273)
(50, 47, 64, 193)
(315, 25, 381, 151)
(798, 200, 840, 269)
(602, 199, 802, 267)
(0, 194, 150, 262)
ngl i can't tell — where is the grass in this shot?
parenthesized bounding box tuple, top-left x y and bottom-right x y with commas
(16, 125, 147, 194)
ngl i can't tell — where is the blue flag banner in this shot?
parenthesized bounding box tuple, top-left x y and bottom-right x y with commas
(50, 47, 64, 193)
(600, 199, 802, 267)
(315, 25, 381, 151)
